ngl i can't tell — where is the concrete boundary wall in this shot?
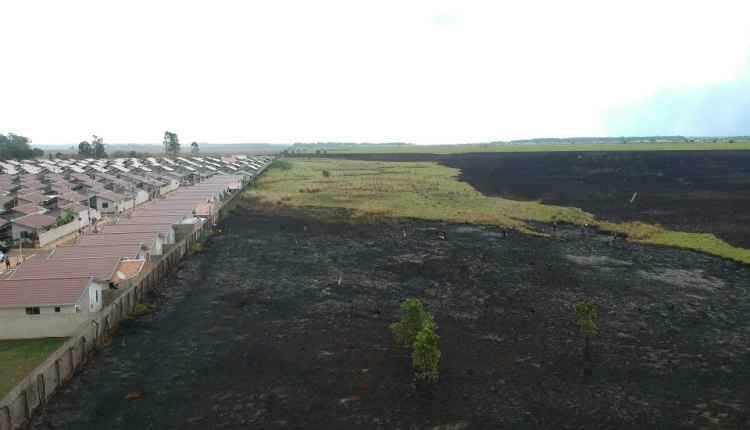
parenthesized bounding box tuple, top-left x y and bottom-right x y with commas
(0, 181, 250, 430)
(37, 220, 81, 247)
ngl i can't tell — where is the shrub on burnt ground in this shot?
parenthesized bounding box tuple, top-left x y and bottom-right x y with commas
(390, 298, 433, 346)
(391, 298, 441, 383)
(191, 240, 207, 254)
(412, 324, 441, 383)
(574, 302, 598, 362)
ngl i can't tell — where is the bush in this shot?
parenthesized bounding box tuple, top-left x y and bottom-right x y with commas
(412, 325, 441, 382)
(56, 209, 75, 227)
(390, 298, 433, 347)
(391, 298, 441, 383)
(191, 241, 206, 254)
(322, 170, 330, 178)
(574, 302, 598, 360)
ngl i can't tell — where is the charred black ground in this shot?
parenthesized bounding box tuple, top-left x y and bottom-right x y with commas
(328, 151, 750, 249)
(31, 200, 750, 429)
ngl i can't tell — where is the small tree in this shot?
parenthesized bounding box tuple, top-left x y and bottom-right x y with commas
(78, 141, 92, 157)
(575, 302, 598, 361)
(390, 298, 433, 346)
(163, 131, 180, 155)
(391, 298, 441, 384)
(322, 170, 330, 178)
(56, 209, 75, 227)
(91, 135, 107, 159)
(412, 325, 441, 383)
(191, 141, 200, 155)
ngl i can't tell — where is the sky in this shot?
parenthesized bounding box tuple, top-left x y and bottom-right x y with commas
(1, 0, 749, 146)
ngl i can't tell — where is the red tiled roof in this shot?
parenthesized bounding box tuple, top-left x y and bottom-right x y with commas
(12, 213, 57, 229)
(0, 277, 90, 308)
(50, 244, 143, 260)
(12, 203, 46, 215)
(10, 256, 120, 281)
(78, 232, 159, 247)
(101, 223, 173, 235)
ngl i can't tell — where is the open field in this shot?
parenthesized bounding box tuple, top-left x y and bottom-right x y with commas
(0, 338, 67, 398)
(305, 141, 750, 155)
(248, 158, 750, 264)
(327, 151, 750, 250)
(30, 201, 750, 428)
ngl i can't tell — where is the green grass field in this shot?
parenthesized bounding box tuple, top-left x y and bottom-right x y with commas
(0, 338, 67, 398)
(247, 158, 750, 264)
(293, 141, 750, 155)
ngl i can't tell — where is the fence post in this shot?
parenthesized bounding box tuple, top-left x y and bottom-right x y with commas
(37, 374, 46, 411)
(68, 348, 75, 376)
(54, 359, 61, 387)
(22, 390, 30, 424)
(1, 406, 11, 430)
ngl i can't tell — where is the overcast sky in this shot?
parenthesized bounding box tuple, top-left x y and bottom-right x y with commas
(2, 0, 749, 146)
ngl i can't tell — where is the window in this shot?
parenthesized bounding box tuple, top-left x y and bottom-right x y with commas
(102, 202, 109, 209)
(25, 307, 40, 315)
(54, 307, 61, 313)
(95, 290, 99, 302)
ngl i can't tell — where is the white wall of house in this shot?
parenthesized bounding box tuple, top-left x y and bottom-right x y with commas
(11, 223, 36, 241)
(164, 228, 175, 245)
(93, 196, 117, 214)
(0, 281, 105, 340)
(134, 189, 150, 206)
(0, 310, 86, 339)
(87, 282, 104, 313)
(151, 236, 164, 255)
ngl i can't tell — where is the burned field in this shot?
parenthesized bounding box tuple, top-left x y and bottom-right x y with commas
(32, 201, 750, 429)
(333, 151, 750, 249)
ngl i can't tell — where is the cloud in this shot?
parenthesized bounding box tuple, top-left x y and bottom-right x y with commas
(1, 1, 749, 144)
(605, 63, 750, 136)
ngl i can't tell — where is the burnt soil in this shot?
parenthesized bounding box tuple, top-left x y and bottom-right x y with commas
(330, 151, 750, 248)
(31, 200, 750, 429)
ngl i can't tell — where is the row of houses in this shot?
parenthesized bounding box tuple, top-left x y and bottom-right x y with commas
(0, 156, 272, 340)
(0, 155, 267, 248)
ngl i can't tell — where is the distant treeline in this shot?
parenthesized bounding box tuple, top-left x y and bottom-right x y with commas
(0, 133, 44, 160)
(494, 136, 749, 145)
(292, 142, 415, 148)
(38, 143, 286, 156)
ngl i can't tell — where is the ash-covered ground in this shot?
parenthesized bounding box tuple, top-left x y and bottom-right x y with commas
(32, 201, 750, 429)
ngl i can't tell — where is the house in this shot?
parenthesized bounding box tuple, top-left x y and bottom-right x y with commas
(88, 189, 131, 214)
(11, 213, 58, 243)
(0, 256, 117, 339)
(17, 192, 58, 210)
(7, 203, 46, 220)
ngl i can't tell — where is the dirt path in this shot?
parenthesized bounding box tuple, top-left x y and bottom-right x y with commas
(31, 202, 750, 429)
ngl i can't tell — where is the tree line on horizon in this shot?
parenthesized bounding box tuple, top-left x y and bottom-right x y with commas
(0, 131, 203, 161)
(0, 133, 44, 160)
